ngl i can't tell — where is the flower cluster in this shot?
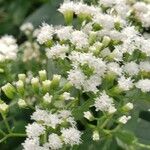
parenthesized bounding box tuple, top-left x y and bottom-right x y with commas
(0, 0, 150, 149)
(0, 35, 18, 61)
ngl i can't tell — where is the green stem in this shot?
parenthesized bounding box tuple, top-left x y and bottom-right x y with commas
(0, 133, 26, 143)
(135, 142, 150, 149)
(99, 115, 113, 129)
(0, 129, 6, 136)
(1, 113, 12, 133)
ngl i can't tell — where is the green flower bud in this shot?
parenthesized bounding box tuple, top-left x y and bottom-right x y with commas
(93, 130, 100, 141)
(50, 75, 61, 89)
(89, 31, 97, 45)
(102, 36, 111, 48)
(2, 83, 16, 99)
(93, 23, 103, 31)
(18, 99, 27, 108)
(0, 68, 4, 73)
(0, 103, 9, 113)
(39, 70, 47, 81)
(42, 80, 51, 93)
(16, 80, 24, 96)
(122, 102, 134, 112)
(64, 11, 73, 25)
(43, 93, 52, 104)
(18, 74, 26, 82)
(31, 77, 39, 92)
(62, 82, 73, 92)
(84, 111, 94, 121)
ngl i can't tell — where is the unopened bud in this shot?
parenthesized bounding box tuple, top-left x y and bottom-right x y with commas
(2, 83, 16, 99)
(50, 75, 61, 89)
(118, 115, 131, 124)
(43, 93, 52, 104)
(16, 80, 24, 95)
(0, 103, 8, 113)
(102, 36, 111, 47)
(64, 11, 73, 25)
(18, 99, 27, 108)
(122, 102, 133, 112)
(31, 77, 39, 92)
(42, 80, 51, 92)
(18, 74, 26, 82)
(39, 70, 47, 81)
(84, 111, 94, 121)
(93, 130, 100, 141)
(62, 82, 73, 92)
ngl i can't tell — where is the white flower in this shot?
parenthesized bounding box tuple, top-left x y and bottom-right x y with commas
(31, 108, 60, 128)
(75, 2, 99, 17)
(62, 92, 74, 100)
(61, 127, 82, 146)
(22, 42, 40, 62)
(55, 26, 73, 41)
(133, 2, 148, 13)
(22, 138, 41, 150)
(107, 62, 122, 76)
(99, 0, 115, 7)
(48, 133, 63, 150)
(43, 93, 52, 103)
(26, 122, 45, 138)
(93, 13, 115, 29)
(94, 91, 116, 114)
(20, 22, 34, 35)
(123, 62, 139, 76)
(118, 115, 131, 124)
(135, 79, 150, 92)
(46, 44, 69, 59)
(58, 1, 76, 14)
(59, 110, 72, 119)
(70, 30, 88, 49)
(118, 76, 133, 91)
(0, 35, 18, 61)
(83, 75, 102, 93)
(37, 23, 54, 44)
(67, 69, 85, 90)
(139, 61, 150, 72)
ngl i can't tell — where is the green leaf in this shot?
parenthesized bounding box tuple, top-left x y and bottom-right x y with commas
(24, 0, 64, 27)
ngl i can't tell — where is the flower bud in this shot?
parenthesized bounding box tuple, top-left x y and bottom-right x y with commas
(16, 80, 24, 96)
(122, 102, 134, 112)
(92, 130, 100, 141)
(60, 92, 74, 101)
(18, 74, 26, 82)
(64, 11, 73, 25)
(43, 93, 52, 104)
(2, 83, 16, 99)
(18, 99, 27, 108)
(39, 70, 47, 81)
(84, 111, 94, 121)
(50, 75, 61, 89)
(89, 31, 97, 45)
(93, 23, 102, 31)
(102, 36, 111, 48)
(118, 115, 131, 124)
(31, 77, 39, 92)
(0, 103, 9, 113)
(42, 80, 51, 92)
(62, 82, 73, 92)
(108, 106, 116, 114)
